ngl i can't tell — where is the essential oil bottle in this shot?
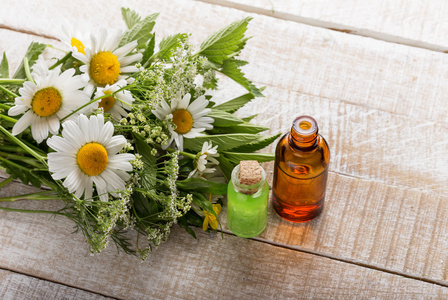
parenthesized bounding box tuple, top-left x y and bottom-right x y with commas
(227, 160, 269, 238)
(272, 116, 330, 223)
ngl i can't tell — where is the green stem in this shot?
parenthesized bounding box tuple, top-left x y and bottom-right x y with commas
(0, 151, 43, 168)
(0, 177, 13, 189)
(49, 52, 72, 70)
(0, 206, 64, 215)
(0, 125, 47, 166)
(60, 84, 133, 122)
(0, 79, 25, 85)
(166, 147, 195, 159)
(0, 190, 59, 201)
(23, 57, 35, 84)
(0, 114, 16, 123)
(0, 156, 30, 172)
(0, 86, 18, 98)
(0, 103, 11, 110)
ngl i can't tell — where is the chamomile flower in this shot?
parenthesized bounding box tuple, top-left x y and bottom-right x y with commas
(93, 79, 134, 121)
(47, 114, 135, 202)
(152, 92, 214, 151)
(188, 141, 219, 178)
(8, 66, 89, 143)
(60, 24, 89, 54)
(72, 28, 142, 95)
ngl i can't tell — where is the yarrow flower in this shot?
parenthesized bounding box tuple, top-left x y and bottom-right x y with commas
(8, 65, 89, 143)
(47, 114, 135, 202)
(152, 92, 213, 151)
(93, 79, 135, 121)
(188, 141, 219, 178)
(72, 28, 142, 95)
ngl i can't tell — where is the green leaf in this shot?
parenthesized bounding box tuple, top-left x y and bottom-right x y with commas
(213, 92, 255, 113)
(13, 42, 46, 79)
(141, 34, 155, 66)
(223, 152, 275, 164)
(134, 134, 157, 189)
(209, 109, 243, 127)
(191, 192, 217, 218)
(230, 133, 281, 153)
(152, 33, 188, 61)
(242, 114, 258, 122)
(176, 178, 227, 195)
(178, 216, 197, 238)
(119, 13, 158, 49)
(183, 133, 264, 152)
(198, 17, 252, 65)
(0, 52, 9, 78)
(133, 191, 160, 219)
(219, 59, 263, 97)
(216, 155, 234, 181)
(209, 123, 270, 134)
(121, 7, 142, 29)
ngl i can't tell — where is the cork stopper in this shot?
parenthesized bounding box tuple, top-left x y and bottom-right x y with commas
(239, 160, 262, 191)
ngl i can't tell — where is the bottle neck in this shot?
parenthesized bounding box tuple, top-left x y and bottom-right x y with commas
(289, 115, 319, 150)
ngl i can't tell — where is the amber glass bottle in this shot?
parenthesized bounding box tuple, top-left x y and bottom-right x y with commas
(272, 116, 330, 223)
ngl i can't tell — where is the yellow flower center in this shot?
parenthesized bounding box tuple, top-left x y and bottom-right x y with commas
(77, 142, 108, 176)
(90, 52, 120, 85)
(98, 90, 115, 112)
(172, 109, 193, 134)
(31, 87, 62, 117)
(70, 37, 85, 54)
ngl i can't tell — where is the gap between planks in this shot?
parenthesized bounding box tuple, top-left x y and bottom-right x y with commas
(195, 0, 448, 54)
(0, 24, 57, 41)
(0, 266, 120, 300)
(220, 228, 448, 289)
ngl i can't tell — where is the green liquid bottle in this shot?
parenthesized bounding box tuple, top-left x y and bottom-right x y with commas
(227, 161, 269, 238)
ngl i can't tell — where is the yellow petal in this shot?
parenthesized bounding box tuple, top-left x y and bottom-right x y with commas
(202, 217, 209, 231)
(210, 218, 219, 230)
(214, 203, 222, 215)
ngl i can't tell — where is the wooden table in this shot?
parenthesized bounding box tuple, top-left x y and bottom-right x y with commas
(1, 0, 448, 298)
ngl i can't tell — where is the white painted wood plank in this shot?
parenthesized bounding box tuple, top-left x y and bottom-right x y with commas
(1, 0, 447, 125)
(198, 0, 448, 52)
(1, 182, 448, 299)
(0, 269, 111, 300)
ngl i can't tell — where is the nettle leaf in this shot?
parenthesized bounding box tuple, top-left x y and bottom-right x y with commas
(213, 92, 255, 113)
(153, 33, 188, 61)
(121, 7, 142, 29)
(219, 59, 263, 97)
(209, 109, 243, 127)
(119, 13, 158, 49)
(223, 152, 275, 164)
(242, 114, 258, 122)
(198, 17, 252, 65)
(134, 134, 157, 189)
(0, 52, 9, 77)
(177, 178, 227, 195)
(216, 155, 235, 181)
(141, 34, 155, 66)
(133, 191, 160, 219)
(230, 133, 281, 153)
(209, 123, 270, 134)
(191, 192, 218, 218)
(183, 133, 263, 152)
(13, 42, 46, 79)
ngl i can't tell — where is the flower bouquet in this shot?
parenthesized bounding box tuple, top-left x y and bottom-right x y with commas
(0, 8, 279, 259)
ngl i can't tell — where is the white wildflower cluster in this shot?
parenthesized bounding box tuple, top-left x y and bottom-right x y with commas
(131, 153, 143, 170)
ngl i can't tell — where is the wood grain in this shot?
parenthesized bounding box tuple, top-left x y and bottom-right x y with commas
(0, 182, 448, 299)
(0, 269, 111, 300)
(198, 0, 448, 52)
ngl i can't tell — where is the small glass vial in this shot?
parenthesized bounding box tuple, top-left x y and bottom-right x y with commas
(227, 160, 269, 238)
(272, 115, 330, 223)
